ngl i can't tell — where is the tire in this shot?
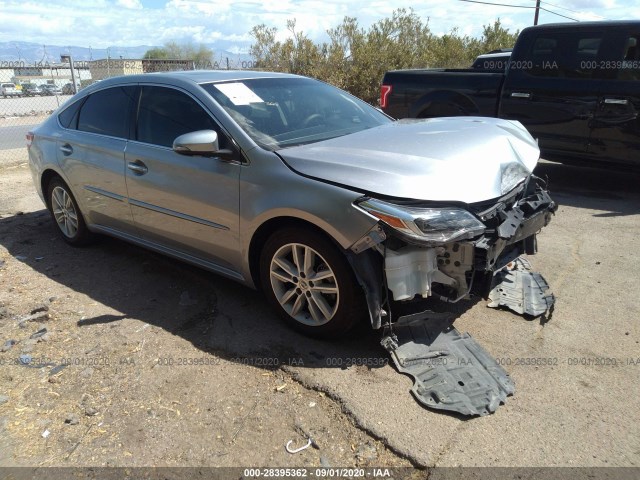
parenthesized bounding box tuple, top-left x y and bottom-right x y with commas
(259, 227, 366, 338)
(46, 177, 94, 246)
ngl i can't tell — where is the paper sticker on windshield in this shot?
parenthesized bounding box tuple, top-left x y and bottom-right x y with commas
(213, 82, 264, 105)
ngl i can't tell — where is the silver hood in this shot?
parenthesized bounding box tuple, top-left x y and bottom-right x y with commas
(277, 117, 540, 203)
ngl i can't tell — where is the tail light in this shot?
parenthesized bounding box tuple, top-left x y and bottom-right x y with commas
(26, 132, 34, 148)
(380, 85, 392, 109)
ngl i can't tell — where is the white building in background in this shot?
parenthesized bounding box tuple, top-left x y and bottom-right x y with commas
(1, 58, 195, 89)
(0, 63, 91, 87)
(88, 58, 195, 81)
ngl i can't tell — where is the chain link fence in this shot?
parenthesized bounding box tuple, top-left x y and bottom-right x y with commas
(0, 57, 255, 166)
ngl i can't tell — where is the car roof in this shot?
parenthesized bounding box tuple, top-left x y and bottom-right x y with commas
(75, 70, 307, 98)
(160, 70, 302, 82)
(523, 20, 640, 32)
(94, 70, 302, 87)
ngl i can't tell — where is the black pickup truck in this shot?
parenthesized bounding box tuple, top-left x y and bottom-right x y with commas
(381, 21, 640, 167)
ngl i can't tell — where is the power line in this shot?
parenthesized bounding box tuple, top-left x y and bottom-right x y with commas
(540, 1, 582, 14)
(458, 0, 578, 22)
(540, 1, 605, 19)
(539, 7, 578, 22)
(458, 0, 533, 8)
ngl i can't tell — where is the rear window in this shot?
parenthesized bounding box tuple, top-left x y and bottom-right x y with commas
(77, 86, 136, 138)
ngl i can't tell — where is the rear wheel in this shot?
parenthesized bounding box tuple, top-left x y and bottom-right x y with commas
(259, 227, 365, 338)
(46, 177, 94, 246)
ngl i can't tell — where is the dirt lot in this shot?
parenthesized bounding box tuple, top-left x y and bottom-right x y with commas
(0, 155, 639, 475)
(0, 163, 413, 471)
(0, 96, 70, 116)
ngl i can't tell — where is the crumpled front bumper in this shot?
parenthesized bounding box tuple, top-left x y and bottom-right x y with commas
(348, 175, 557, 329)
(469, 176, 557, 296)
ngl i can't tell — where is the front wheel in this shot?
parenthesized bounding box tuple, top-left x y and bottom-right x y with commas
(259, 227, 365, 338)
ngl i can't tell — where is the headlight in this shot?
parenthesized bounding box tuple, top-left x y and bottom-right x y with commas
(357, 198, 486, 244)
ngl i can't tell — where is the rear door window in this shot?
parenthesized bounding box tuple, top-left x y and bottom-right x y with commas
(58, 99, 84, 129)
(77, 86, 136, 138)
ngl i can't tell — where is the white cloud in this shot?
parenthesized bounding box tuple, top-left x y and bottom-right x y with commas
(0, 0, 631, 55)
(165, 0, 230, 16)
(116, 0, 143, 9)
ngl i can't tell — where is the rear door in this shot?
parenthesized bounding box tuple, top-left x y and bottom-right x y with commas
(499, 27, 606, 162)
(56, 85, 137, 233)
(588, 29, 640, 165)
(124, 85, 242, 273)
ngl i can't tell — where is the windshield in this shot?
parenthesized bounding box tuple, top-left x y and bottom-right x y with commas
(201, 77, 391, 150)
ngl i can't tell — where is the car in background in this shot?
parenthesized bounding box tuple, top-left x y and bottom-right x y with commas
(62, 83, 78, 95)
(471, 49, 512, 70)
(26, 71, 555, 338)
(1, 82, 22, 97)
(42, 84, 63, 96)
(22, 84, 46, 96)
(382, 21, 640, 167)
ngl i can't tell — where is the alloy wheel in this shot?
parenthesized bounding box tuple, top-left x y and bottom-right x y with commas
(269, 243, 340, 326)
(51, 186, 79, 238)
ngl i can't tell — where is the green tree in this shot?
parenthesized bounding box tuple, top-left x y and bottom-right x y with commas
(479, 19, 519, 53)
(143, 41, 213, 65)
(249, 9, 519, 105)
(249, 25, 281, 70)
(249, 20, 324, 76)
(143, 47, 170, 60)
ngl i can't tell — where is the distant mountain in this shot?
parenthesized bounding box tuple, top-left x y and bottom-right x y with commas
(0, 41, 253, 66)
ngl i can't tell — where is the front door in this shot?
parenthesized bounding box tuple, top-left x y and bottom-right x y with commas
(124, 85, 242, 274)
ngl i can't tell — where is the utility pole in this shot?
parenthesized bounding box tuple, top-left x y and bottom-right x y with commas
(534, 0, 541, 25)
(60, 54, 77, 94)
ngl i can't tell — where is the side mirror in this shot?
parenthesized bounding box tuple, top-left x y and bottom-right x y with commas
(173, 130, 235, 160)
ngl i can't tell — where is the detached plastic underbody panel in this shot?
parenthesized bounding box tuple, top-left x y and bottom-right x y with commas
(488, 257, 555, 317)
(381, 312, 515, 416)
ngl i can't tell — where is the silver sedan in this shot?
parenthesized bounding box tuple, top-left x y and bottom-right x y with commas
(27, 71, 555, 338)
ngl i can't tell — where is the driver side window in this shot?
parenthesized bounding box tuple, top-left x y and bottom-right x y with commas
(136, 86, 227, 148)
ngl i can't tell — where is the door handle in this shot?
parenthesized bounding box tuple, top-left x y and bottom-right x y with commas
(511, 92, 531, 99)
(603, 98, 629, 105)
(127, 160, 148, 175)
(59, 144, 73, 155)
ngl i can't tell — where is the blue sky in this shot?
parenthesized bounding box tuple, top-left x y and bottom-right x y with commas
(0, 0, 635, 53)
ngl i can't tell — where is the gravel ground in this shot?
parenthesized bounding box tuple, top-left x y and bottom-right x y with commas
(0, 162, 413, 469)
(0, 96, 70, 116)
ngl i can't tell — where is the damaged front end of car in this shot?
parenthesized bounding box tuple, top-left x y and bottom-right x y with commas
(349, 173, 557, 329)
(347, 173, 557, 416)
